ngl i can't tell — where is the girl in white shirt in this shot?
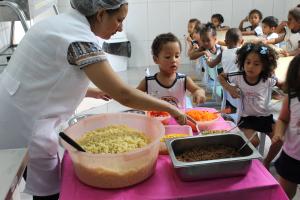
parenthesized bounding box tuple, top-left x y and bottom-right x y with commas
(219, 42, 280, 148)
(239, 9, 263, 36)
(264, 55, 300, 199)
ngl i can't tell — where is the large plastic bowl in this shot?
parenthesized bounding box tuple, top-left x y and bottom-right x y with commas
(60, 113, 164, 189)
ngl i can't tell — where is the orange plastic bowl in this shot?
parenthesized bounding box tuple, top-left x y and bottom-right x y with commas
(186, 110, 220, 130)
(147, 111, 171, 125)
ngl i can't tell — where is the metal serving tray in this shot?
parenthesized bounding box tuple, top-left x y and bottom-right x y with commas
(165, 133, 261, 181)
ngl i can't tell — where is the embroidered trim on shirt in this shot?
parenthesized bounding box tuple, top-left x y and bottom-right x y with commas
(67, 42, 107, 69)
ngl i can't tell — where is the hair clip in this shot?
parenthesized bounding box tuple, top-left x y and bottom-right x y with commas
(246, 44, 252, 51)
(260, 46, 268, 55)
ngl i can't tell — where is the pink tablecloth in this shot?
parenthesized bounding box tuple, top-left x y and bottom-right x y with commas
(60, 108, 288, 200)
(60, 154, 287, 200)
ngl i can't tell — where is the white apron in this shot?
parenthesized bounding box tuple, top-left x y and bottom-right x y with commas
(0, 9, 101, 196)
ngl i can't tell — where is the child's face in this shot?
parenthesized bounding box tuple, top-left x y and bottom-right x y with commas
(249, 13, 261, 26)
(287, 14, 300, 31)
(262, 23, 274, 35)
(154, 42, 181, 75)
(211, 17, 220, 28)
(244, 52, 263, 80)
(188, 22, 196, 34)
(201, 32, 216, 50)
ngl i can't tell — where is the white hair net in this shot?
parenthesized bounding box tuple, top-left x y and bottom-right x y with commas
(71, 0, 128, 16)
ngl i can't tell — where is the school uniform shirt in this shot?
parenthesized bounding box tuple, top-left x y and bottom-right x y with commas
(228, 74, 276, 117)
(146, 73, 186, 109)
(0, 9, 106, 196)
(266, 32, 279, 48)
(244, 25, 263, 36)
(284, 27, 300, 51)
(283, 95, 300, 160)
(221, 48, 239, 73)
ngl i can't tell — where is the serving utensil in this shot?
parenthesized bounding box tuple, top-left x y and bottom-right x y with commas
(59, 132, 86, 152)
(238, 132, 257, 152)
(186, 115, 200, 133)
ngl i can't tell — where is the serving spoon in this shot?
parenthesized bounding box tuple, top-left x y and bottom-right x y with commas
(238, 132, 257, 152)
(59, 132, 86, 152)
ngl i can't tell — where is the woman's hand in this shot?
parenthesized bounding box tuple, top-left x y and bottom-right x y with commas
(169, 107, 187, 125)
(85, 87, 111, 101)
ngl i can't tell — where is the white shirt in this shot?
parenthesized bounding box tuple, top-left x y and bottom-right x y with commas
(221, 48, 239, 73)
(284, 27, 300, 51)
(283, 96, 300, 160)
(265, 32, 279, 48)
(245, 25, 263, 36)
(146, 73, 186, 109)
(229, 74, 276, 117)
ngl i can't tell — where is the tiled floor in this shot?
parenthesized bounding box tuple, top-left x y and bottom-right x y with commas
(19, 65, 300, 200)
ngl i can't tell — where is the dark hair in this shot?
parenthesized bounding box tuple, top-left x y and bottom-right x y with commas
(236, 42, 278, 81)
(262, 16, 279, 28)
(225, 28, 242, 44)
(193, 23, 206, 35)
(288, 7, 300, 22)
(211, 13, 224, 24)
(189, 18, 201, 24)
(285, 55, 300, 97)
(249, 9, 263, 20)
(200, 23, 217, 38)
(151, 33, 181, 57)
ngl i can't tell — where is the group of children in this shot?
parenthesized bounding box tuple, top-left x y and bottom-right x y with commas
(136, 5, 300, 200)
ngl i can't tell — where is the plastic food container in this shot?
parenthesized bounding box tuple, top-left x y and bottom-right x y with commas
(186, 109, 220, 130)
(146, 111, 171, 125)
(60, 113, 164, 189)
(159, 125, 193, 154)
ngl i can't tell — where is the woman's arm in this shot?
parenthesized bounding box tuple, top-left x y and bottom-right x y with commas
(186, 76, 206, 104)
(83, 61, 186, 124)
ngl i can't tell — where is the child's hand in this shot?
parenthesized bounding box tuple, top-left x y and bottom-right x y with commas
(278, 21, 288, 27)
(272, 133, 284, 144)
(192, 89, 206, 105)
(243, 16, 248, 22)
(228, 86, 241, 98)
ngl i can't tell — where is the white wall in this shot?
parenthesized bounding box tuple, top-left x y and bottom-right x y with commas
(1, 0, 299, 68)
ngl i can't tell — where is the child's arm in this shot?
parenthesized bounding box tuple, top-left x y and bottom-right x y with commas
(206, 53, 222, 68)
(281, 48, 300, 57)
(136, 78, 147, 92)
(218, 73, 241, 98)
(186, 76, 206, 104)
(188, 47, 209, 60)
(241, 30, 256, 36)
(263, 96, 290, 167)
(239, 16, 248, 31)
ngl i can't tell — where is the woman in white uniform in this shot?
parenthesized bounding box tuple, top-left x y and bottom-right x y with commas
(0, 0, 186, 199)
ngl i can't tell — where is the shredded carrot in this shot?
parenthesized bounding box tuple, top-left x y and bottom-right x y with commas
(149, 111, 169, 117)
(186, 110, 218, 121)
